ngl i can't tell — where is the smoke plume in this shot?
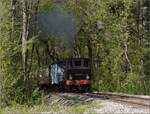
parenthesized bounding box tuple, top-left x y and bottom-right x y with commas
(37, 7, 79, 47)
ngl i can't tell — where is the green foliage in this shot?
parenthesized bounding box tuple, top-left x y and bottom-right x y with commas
(66, 0, 149, 95)
(39, 0, 57, 12)
(39, 0, 64, 12)
(1, 0, 73, 107)
(0, 0, 149, 110)
(0, 0, 18, 107)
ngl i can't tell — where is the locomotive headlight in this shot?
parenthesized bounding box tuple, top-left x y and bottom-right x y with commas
(69, 75, 72, 80)
(86, 75, 90, 79)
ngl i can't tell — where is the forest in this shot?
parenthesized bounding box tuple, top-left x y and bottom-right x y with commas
(0, 0, 150, 110)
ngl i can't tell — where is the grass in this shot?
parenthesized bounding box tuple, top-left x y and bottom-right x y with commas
(0, 93, 98, 114)
(0, 102, 96, 114)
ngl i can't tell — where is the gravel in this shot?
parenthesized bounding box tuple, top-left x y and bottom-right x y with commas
(94, 99, 150, 114)
(44, 93, 150, 113)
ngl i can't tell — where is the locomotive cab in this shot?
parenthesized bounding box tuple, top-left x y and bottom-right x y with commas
(65, 58, 91, 91)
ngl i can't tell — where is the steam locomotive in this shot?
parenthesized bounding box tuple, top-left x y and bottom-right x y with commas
(50, 58, 91, 91)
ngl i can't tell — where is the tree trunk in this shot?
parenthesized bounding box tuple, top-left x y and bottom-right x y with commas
(88, 39, 93, 68)
(87, 38, 93, 89)
(22, 0, 28, 98)
(148, 0, 150, 45)
(11, 0, 16, 40)
(137, 1, 141, 41)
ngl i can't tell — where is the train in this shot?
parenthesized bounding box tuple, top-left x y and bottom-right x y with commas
(49, 58, 91, 92)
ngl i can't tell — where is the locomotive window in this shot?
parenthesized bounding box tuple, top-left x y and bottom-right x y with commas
(74, 60, 81, 66)
(67, 61, 73, 68)
(84, 60, 88, 67)
(70, 61, 73, 67)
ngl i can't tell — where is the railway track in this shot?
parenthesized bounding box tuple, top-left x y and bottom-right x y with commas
(83, 92, 150, 108)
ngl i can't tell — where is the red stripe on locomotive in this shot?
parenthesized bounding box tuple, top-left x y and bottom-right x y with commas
(66, 80, 90, 85)
(80, 80, 90, 84)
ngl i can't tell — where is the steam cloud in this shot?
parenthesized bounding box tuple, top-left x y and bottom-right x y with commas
(37, 7, 79, 47)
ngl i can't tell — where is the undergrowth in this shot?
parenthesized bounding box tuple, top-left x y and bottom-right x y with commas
(0, 101, 96, 114)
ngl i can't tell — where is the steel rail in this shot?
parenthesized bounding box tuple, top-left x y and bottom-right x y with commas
(83, 92, 150, 108)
